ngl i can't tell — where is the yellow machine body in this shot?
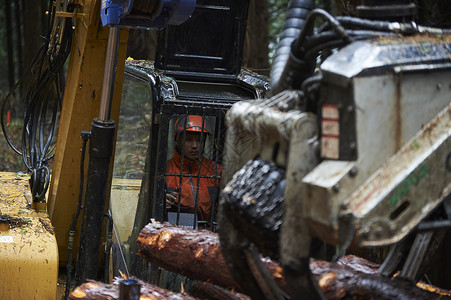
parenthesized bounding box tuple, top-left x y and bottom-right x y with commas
(0, 2, 129, 298)
(47, 0, 128, 264)
(0, 1, 128, 298)
(0, 172, 58, 299)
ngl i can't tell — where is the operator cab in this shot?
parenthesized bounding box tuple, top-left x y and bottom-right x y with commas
(109, 0, 269, 283)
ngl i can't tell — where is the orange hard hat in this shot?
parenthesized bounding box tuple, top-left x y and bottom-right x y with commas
(174, 115, 211, 137)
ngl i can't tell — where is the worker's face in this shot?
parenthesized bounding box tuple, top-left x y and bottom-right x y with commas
(179, 132, 204, 161)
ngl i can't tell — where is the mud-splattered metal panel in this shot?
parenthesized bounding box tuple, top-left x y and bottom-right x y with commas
(0, 172, 58, 299)
(346, 103, 451, 247)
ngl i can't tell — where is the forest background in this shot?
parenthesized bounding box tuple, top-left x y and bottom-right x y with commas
(0, 0, 450, 171)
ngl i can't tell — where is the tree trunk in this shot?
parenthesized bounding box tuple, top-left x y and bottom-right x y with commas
(243, 0, 270, 76)
(415, 0, 451, 28)
(137, 222, 451, 300)
(336, 0, 361, 16)
(69, 278, 197, 300)
(4, 0, 14, 90)
(69, 278, 254, 300)
(14, 0, 23, 77)
(19, 0, 45, 118)
(312, 258, 450, 300)
(137, 221, 246, 290)
(22, 1, 43, 71)
(126, 29, 158, 60)
(188, 282, 250, 300)
(137, 221, 287, 292)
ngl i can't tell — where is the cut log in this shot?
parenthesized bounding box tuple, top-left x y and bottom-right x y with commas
(136, 220, 286, 292)
(68, 278, 251, 300)
(337, 255, 451, 298)
(188, 282, 250, 300)
(69, 277, 197, 300)
(337, 254, 380, 275)
(137, 222, 451, 300)
(136, 221, 234, 288)
(311, 259, 451, 300)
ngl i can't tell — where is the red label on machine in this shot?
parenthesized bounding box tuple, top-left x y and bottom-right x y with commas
(322, 104, 340, 119)
(321, 105, 339, 159)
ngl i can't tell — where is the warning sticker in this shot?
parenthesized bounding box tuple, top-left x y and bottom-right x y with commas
(322, 105, 339, 119)
(321, 104, 340, 159)
(322, 119, 339, 136)
(321, 136, 339, 159)
(0, 236, 13, 243)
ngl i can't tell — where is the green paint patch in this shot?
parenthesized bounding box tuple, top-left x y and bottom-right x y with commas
(389, 163, 429, 208)
(410, 139, 421, 150)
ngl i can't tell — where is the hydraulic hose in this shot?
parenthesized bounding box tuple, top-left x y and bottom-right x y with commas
(75, 119, 116, 285)
(337, 16, 451, 35)
(64, 131, 90, 300)
(270, 0, 315, 95)
(104, 212, 114, 283)
(1, 0, 72, 203)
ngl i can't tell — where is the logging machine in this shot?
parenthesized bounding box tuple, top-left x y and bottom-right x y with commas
(1, 0, 450, 299)
(219, 1, 451, 299)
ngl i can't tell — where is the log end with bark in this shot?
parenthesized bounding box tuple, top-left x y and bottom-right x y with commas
(69, 277, 197, 300)
(137, 221, 451, 300)
(137, 220, 238, 289)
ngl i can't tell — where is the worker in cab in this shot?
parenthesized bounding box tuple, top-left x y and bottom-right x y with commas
(165, 114, 222, 225)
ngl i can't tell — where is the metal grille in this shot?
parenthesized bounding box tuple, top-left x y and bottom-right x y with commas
(156, 107, 225, 232)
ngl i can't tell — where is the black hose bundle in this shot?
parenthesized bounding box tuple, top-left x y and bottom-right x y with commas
(265, 4, 451, 298)
(271, 5, 451, 97)
(1, 1, 73, 203)
(271, 0, 315, 95)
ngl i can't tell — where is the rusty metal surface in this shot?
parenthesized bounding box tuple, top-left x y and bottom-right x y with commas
(321, 34, 451, 87)
(343, 103, 451, 247)
(303, 32, 451, 245)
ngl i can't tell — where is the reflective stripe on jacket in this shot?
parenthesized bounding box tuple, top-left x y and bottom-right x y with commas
(166, 151, 222, 221)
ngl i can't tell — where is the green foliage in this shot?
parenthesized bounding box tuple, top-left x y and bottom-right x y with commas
(267, 0, 290, 62)
(267, 0, 334, 62)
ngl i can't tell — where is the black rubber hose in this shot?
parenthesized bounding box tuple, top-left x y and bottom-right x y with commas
(65, 131, 90, 300)
(104, 212, 114, 283)
(2, 1, 72, 202)
(302, 29, 393, 51)
(270, 0, 315, 95)
(75, 119, 116, 285)
(271, 8, 350, 96)
(337, 16, 451, 35)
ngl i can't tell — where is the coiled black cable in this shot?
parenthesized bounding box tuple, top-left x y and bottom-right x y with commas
(1, 1, 73, 202)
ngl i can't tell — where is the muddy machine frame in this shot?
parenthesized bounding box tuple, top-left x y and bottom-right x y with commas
(219, 1, 451, 299)
(108, 0, 269, 283)
(1, 0, 270, 297)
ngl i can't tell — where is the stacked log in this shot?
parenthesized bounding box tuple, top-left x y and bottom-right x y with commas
(137, 221, 451, 300)
(70, 222, 451, 299)
(69, 277, 197, 300)
(136, 220, 285, 292)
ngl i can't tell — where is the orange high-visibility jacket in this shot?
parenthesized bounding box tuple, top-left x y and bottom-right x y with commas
(166, 151, 222, 221)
